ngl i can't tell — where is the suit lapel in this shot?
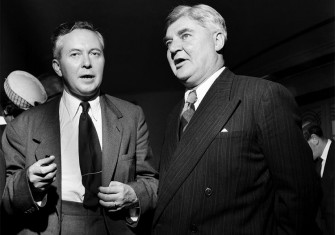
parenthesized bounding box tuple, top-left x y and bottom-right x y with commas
(33, 97, 61, 167)
(31, 97, 62, 217)
(154, 69, 241, 225)
(159, 100, 183, 174)
(100, 95, 123, 186)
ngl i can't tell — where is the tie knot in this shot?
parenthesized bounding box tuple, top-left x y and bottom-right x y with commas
(80, 101, 90, 114)
(186, 90, 197, 105)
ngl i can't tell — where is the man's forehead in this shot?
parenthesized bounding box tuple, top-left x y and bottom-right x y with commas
(57, 29, 103, 51)
(166, 17, 199, 36)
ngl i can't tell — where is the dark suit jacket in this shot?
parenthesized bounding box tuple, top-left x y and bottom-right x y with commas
(318, 140, 335, 235)
(1, 94, 158, 235)
(152, 69, 320, 235)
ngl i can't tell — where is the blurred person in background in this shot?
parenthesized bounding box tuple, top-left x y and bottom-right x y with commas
(0, 70, 47, 127)
(303, 122, 334, 235)
(38, 72, 64, 101)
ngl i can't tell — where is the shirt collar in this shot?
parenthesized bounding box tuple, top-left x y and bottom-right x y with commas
(184, 67, 225, 109)
(320, 139, 332, 161)
(61, 90, 100, 121)
(0, 116, 6, 125)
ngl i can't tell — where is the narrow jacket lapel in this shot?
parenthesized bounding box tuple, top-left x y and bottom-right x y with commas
(100, 95, 123, 186)
(31, 97, 62, 220)
(33, 97, 61, 167)
(159, 100, 184, 174)
(154, 69, 241, 225)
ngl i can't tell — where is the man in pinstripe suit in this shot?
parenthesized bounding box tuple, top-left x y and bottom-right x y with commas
(152, 4, 320, 235)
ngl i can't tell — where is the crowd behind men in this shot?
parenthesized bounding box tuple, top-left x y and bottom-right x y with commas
(0, 3, 333, 235)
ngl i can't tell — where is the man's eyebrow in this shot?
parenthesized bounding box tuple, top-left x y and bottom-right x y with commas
(177, 28, 193, 36)
(67, 48, 81, 53)
(163, 35, 170, 44)
(163, 28, 193, 43)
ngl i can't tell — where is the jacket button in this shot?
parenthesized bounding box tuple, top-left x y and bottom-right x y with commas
(205, 187, 212, 197)
(190, 224, 198, 233)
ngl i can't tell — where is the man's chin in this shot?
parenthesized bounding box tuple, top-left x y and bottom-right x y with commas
(68, 89, 100, 101)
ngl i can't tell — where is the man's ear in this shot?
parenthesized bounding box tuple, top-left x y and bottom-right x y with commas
(52, 59, 62, 77)
(214, 31, 225, 52)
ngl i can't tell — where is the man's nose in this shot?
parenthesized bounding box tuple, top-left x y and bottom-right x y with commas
(168, 39, 182, 53)
(168, 40, 182, 59)
(82, 54, 92, 68)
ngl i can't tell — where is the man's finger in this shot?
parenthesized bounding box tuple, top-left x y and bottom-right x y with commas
(37, 163, 57, 176)
(97, 191, 118, 202)
(99, 185, 119, 194)
(39, 155, 56, 166)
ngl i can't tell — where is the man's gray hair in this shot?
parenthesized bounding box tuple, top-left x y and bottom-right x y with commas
(166, 4, 227, 42)
(51, 21, 104, 59)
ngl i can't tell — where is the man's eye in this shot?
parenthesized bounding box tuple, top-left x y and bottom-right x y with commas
(70, 53, 80, 57)
(91, 51, 101, 56)
(165, 40, 171, 48)
(181, 34, 190, 40)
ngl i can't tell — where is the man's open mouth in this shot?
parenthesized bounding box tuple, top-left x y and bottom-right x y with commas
(174, 58, 186, 67)
(80, 75, 94, 79)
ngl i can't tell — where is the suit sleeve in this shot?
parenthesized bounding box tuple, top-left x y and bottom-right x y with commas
(256, 82, 320, 234)
(1, 121, 39, 215)
(127, 106, 158, 216)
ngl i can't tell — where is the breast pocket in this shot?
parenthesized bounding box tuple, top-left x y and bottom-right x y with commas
(216, 130, 246, 139)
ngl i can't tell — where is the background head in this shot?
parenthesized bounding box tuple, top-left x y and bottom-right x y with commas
(1, 70, 47, 121)
(302, 122, 327, 160)
(38, 72, 64, 101)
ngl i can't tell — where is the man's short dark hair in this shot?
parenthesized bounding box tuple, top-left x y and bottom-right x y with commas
(302, 122, 324, 141)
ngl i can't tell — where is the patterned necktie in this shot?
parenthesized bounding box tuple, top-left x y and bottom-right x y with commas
(79, 101, 102, 208)
(180, 90, 197, 137)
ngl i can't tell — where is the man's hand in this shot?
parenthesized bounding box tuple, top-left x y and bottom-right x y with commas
(98, 181, 138, 212)
(27, 155, 57, 197)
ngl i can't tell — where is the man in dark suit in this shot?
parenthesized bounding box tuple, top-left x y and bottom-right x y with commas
(303, 122, 334, 235)
(152, 4, 320, 235)
(2, 21, 158, 235)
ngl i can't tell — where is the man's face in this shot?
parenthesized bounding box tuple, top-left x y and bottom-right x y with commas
(52, 29, 105, 99)
(165, 16, 220, 88)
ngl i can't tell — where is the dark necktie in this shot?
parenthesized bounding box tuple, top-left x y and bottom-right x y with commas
(180, 90, 197, 137)
(315, 157, 323, 177)
(79, 101, 102, 208)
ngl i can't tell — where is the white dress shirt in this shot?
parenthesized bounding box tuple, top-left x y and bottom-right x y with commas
(0, 116, 6, 125)
(320, 139, 331, 177)
(184, 67, 225, 110)
(59, 90, 102, 202)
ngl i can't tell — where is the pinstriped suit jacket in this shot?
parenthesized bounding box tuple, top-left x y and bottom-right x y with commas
(152, 69, 320, 235)
(1, 93, 158, 235)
